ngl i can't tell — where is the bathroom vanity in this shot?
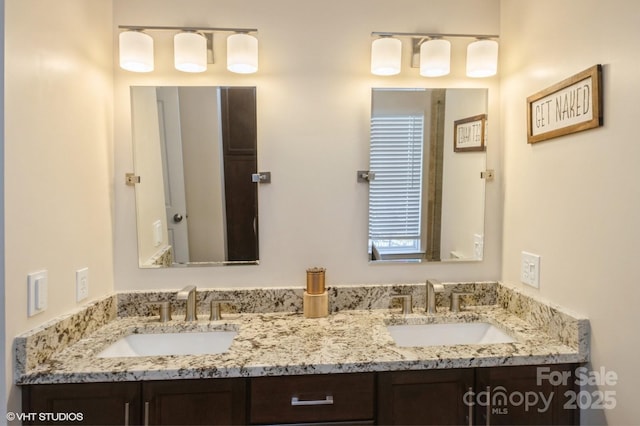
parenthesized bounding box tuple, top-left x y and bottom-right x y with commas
(23, 366, 580, 425)
(16, 282, 589, 425)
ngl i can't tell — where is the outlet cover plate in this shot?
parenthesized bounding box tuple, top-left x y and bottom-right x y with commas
(521, 251, 541, 288)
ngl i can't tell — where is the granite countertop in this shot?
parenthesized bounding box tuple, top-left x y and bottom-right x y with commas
(17, 304, 586, 385)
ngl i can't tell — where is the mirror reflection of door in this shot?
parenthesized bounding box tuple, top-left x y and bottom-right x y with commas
(131, 86, 258, 268)
(219, 87, 259, 262)
(156, 87, 191, 263)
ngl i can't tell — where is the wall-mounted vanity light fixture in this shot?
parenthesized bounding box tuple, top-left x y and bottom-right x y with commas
(370, 37, 402, 76)
(227, 33, 259, 74)
(174, 31, 208, 73)
(465, 39, 499, 77)
(119, 30, 155, 72)
(118, 25, 259, 74)
(370, 32, 499, 78)
(420, 39, 451, 77)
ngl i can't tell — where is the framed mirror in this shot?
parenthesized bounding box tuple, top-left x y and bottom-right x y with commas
(368, 88, 487, 263)
(130, 86, 259, 268)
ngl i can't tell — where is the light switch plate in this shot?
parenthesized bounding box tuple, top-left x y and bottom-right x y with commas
(153, 220, 163, 247)
(521, 251, 541, 288)
(28, 270, 48, 316)
(474, 234, 484, 260)
(76, 267, 89, 302)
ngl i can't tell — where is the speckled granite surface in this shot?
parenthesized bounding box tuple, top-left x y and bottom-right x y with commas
(496, 283, 590, 356)
(14, 282, 589, 385)
(116, 282, 498, 316)
(15, 295, 116, 375)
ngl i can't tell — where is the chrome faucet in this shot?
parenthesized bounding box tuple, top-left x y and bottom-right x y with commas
(426, 279, 445, 314)
(177, 285, 197, 321)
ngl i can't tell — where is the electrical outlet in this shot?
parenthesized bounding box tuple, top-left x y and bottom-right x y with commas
(521, 252, 541, 288)
(27, 270, 48, 316)
(76, 268, 89, 302)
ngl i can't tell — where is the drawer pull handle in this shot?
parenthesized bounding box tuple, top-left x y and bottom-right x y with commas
(291, 395, 334, 406)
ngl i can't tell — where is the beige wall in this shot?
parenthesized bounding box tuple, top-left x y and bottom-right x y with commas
(500, 0, 640, 423)
(113, 0, 502, 289)
(4, 0, 114, 414)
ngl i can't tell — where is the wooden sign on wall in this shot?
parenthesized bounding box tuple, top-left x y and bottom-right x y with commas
(527, 65, 603, 144)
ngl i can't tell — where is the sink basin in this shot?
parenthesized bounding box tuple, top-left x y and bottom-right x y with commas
(386, 322, 516, 347)
(97, 331, 237, 358)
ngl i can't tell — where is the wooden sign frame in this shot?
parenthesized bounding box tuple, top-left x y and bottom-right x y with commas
(527, 65, 603, 144)
(453, 114, 487, 152)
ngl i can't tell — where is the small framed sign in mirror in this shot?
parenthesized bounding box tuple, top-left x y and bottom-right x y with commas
(454, 114, 487, 152)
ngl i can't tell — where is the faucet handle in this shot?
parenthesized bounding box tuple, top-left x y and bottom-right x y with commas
(391, 294, 413, 315)
(450, 292, 474, 313)
(209, 300, 236, 321)
(145, 301, 172, 322)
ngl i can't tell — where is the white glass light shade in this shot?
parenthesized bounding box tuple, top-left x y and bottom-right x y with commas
(420, 39, 451, 77)
(174, 32, 207, 73)
(466, 39, 499, 77)
(371, 37, 402, 76)
(227, 33, 258, 74)
(119, 31, 154, 72)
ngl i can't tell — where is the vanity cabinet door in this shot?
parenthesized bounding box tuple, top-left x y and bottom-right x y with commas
(475, 364, 579, 426)
(377, 369, 475, 425)
(142, 378, 247, 425)
(22, 382, 141, 425)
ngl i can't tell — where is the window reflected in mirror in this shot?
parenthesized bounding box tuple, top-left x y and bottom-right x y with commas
(368, 88, 487, 263)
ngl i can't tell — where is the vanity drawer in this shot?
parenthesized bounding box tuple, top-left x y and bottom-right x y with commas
(249, 373, 375, 424)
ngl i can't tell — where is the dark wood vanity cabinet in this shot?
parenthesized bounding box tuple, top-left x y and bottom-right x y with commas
(377, 369, 474, 425)
(21, 365, 580, 426)
(22, 382, 141, 425)
(377, 364, 580, 426)
(474, 364, 579, 426)
(143, 379, 247, 425)
(22, 378, 246, 426)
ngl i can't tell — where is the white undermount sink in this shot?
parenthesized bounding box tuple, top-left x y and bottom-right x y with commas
(386, 322, 516, 347)
(97, 331, 237, 358)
